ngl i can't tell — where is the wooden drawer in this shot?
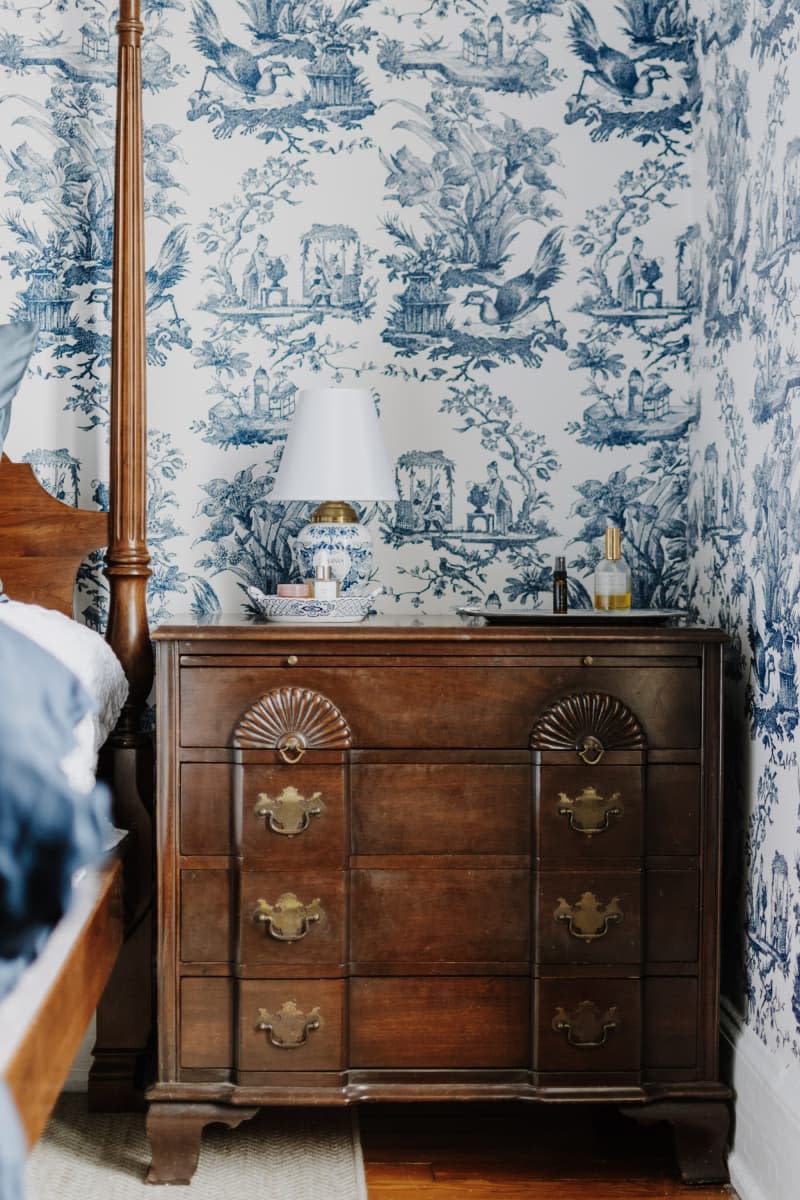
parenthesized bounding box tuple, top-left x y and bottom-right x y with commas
(350, 977, 530, 1068)
(180, 763, 232, 855)
(351, 869, 530, 964)
(645, 869, 699, 963)
(646, 765, 700, 856)
(179, 664, 701, 749)
(536, 761, 644, 860)
(534, 977, 641, 1073)
(238, 979, 344, 1071)
(351, 763, 530, 855)
(180, 977, 233, 1069)
(181, 869, 232, 963)
(643, 977, 698, 1070)
(535, 870, 641, 965)
(239, 870, 345, 969)
(238, 761, 346, 867)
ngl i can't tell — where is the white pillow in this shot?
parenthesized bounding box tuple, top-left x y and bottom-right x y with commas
(0, 599, 128, 791)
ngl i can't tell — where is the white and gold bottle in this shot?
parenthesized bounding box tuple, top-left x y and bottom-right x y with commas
(594, 526, 632, 611)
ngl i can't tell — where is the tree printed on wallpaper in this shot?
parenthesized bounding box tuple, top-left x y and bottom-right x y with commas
(691, 8, 800, 1054)
(741, 767, 793, 1043)
(380, 383, 563, 608)
(380, 86, 566, 379)
(0, 3, 209, 621)
(190, 155, 376, 450)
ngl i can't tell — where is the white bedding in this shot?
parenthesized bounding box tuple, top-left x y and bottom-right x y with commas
(0, 599, 128, 792)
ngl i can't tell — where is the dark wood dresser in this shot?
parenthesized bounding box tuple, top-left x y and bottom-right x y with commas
(147, 616, 731, 1184)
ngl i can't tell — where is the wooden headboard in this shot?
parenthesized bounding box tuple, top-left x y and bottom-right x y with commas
(0, 1, 153, 1110)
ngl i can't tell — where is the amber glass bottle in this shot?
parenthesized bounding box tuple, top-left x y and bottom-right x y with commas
(593, 527, 632, 610)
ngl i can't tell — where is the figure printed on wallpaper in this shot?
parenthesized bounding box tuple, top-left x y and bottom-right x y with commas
(468, 461, 513, 535)
(394, 451, 455, 535)
(616, 237, 644, 307)
(704, 55, 751, 345)
(242, 237, 288, 308)
(463, 228, 565, 329)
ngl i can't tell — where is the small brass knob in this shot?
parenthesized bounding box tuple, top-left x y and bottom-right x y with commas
(582, 655, 594, 666)
(286, 654, 298, 666)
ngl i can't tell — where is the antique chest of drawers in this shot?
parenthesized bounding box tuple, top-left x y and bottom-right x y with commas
(146, 616, 731, 1184)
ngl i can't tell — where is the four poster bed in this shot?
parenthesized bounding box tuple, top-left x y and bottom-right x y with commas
(0, 0, 152, 1152)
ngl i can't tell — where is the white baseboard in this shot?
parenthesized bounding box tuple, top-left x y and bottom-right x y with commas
(721, 1001, 800, 1200)
(63, 1017, 94, 1092)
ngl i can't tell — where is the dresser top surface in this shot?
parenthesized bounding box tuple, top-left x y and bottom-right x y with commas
(153, 612, 727, 646)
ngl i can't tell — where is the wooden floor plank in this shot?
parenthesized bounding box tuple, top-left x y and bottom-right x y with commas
(360, 1103, 737, 1200)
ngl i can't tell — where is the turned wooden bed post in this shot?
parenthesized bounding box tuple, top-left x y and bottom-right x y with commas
(89, 0, 154, 1110)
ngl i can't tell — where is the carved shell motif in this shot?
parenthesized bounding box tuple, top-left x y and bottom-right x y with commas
(530, 692, 646, 753)
(233, 686, 353, 751)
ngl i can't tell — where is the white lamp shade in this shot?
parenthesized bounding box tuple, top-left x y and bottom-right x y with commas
(269, 387, 397, 502)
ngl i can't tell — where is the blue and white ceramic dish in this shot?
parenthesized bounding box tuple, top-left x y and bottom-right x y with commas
(247, 586, 381, 623)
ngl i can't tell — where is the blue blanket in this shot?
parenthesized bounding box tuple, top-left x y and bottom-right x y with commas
(0, 621, 111, 990)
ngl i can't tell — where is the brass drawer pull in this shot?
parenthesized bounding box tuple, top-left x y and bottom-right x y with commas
(286, 654, 298, 666)
(557, 786, 623, 837)
(255, 1000, 322, 1049)
(253, 893, 324, 942)
(254, 786, 325, 836)
(554, 891, 623, 941)
(552, 1000, 619, 1048)
(577, 734, 603, 765)
(278, 734, 305, 764)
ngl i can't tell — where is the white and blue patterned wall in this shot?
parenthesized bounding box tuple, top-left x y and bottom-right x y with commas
(2, 0, 798, 1125)
(690, 0, 800, 1069)
(0, 0, 697, 621)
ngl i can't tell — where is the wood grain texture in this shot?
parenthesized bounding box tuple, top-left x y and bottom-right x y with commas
(151, 621, 732, 1183)
(0, 863, 123, 1147)
(0, 456, 107, 615)
(360, 1103, 737, 1198)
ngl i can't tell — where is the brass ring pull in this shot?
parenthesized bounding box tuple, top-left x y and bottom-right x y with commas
(254, 786, 325, 836)
(255, 1000, 322, 1049)
(552, 1001, 619, 1048)
(557, 786, 623, 837)
(253, 893, 324, 942)
(278, 735, 306, 764)
(553, 892, 623, 942)
(577, 735, 604, 765)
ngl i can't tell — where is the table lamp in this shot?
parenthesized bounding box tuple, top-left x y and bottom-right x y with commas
(269, 386, 396, 592)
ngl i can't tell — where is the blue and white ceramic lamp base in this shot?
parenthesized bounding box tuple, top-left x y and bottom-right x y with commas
(294, 520, 374, 593)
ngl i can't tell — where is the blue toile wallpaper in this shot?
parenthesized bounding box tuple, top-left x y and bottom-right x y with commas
(690, 0, 800, 1071)
(0, 0, 697, 620)
(2, 0, 797, 1112)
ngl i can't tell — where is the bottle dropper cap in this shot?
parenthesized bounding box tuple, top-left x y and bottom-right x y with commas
(604, 527, 621, 561)
(314, 549, 333, 581)
(555, 556, 566, 572)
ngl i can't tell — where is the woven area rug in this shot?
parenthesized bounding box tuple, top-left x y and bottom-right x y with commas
(27, 1095, 367, 1199)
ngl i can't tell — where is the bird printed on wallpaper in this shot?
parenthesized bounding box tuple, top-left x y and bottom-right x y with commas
(146, 225, 190, 323)
(568, 2, 669, 104)
(463, 228, 565, 329)
(191, 0, 293, 100)
(87, 226, 189, 326)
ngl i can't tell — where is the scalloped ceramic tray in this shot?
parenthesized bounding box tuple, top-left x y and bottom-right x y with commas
(456, 606, 684, 625)
(247, 586, 379, 623)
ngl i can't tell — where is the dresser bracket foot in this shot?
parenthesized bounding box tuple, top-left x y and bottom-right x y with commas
(619, 1099, 731, 1184)
(146, 1102, 259, 1184)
